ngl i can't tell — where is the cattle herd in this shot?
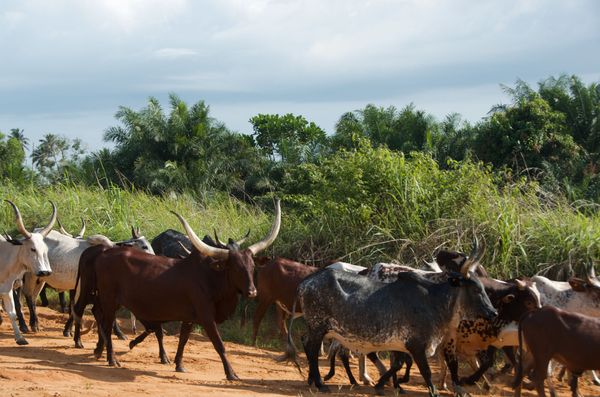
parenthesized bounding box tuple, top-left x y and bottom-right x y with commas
(1, 198, 600, 397)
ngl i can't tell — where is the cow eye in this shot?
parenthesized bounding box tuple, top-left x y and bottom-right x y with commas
(30, 248, 37, 252)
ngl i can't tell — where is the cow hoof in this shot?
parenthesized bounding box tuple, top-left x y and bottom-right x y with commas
(94, 349, 103, 359)
(117, 334, 128, 341)
(395, 386, 407, 394)
(128, 341, 136, 350)
(31, 325, 39, 333)
(375, 387, 385, 396)
(594, 379, 600, 387)
(226, 373, 240, 381)
(317, 385, 330, 393)
(109, 360, 121, 367)
(160, 356, 170, 365)
(74, 341, 84, 349)
(19, 325, 29, 333)
(16, 338, 29, 346)
(176, 366, 186, 373)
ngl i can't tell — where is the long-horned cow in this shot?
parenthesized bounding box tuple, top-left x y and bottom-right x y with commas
(0, 200, 56, 345)
(73, 199, 281, 379)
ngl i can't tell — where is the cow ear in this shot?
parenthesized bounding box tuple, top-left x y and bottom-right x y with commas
(569, 278, 587, 292)
(449, 276, 462, 287)
(501, 294, 516, 304)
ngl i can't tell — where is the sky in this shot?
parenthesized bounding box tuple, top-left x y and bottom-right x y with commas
(0, 0, 599, 152)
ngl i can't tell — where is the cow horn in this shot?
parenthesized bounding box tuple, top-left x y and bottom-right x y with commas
(236, 229, 251, 246)
(515, 278, 527, 290)
(131, 225, 140, 239)
(214, 229, 226, 247)
(177, 241, 191, 255)
(57, 219, 73, 237)
(170, 211, 229, 260)
(586, 264, 600, 287)
(39, 201, 58, 237)
(248, 199, 281, 255)
(5, 200, 32, 239)
(76, 217, 86, 238)
(460, 236, 484, 278)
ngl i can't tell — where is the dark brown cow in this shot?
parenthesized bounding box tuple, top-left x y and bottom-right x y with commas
(248, 257, 318, 344)
(513, 306, 600, 397)
(73, 200, 281, 379)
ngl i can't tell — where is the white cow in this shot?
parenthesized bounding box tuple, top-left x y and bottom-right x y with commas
(0, 200, 56, 345)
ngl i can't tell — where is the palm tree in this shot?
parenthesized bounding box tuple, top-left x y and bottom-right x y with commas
(9, 128, 29, 151)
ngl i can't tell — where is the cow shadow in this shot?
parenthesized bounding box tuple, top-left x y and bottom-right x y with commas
(0, 344, 157, 383)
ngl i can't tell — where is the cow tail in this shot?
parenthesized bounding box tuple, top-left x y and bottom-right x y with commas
(72, 258, 83, 324)
(278, 292, 303, 376)
(513, 320, 524, 390)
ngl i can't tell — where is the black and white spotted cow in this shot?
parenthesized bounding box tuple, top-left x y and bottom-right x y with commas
(288, 244, 497, 397)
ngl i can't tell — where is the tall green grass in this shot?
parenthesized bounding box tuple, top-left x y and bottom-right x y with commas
(0, 181, 272, 248)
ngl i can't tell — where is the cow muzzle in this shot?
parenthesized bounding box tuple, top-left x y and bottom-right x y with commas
(247, 287, 258, 299)
(36, 270, 52, 277)
(484, 308, 498, 321)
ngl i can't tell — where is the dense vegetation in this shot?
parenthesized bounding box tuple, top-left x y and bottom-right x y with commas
(1, 74, 599, 279)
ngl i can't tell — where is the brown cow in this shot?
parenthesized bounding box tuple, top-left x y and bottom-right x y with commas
(513, 306, 600, 397)
(73, 200, 281, 379)
(249, 257, 319, 344)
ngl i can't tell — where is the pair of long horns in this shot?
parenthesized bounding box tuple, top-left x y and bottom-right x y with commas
(5, 200, 57, 238)
(171, 199, 281, 260)
(58, 217, 86, 238)
(459, 237, 485, 278)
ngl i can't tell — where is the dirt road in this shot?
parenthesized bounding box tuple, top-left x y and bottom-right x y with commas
(0, 307, 595, 396)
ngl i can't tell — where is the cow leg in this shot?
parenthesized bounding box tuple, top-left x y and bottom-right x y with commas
(155, 326, 170, 364)
(129, 329, 153, 350)
(393, 352, 412, 387)
(1, 292, 28, 345)
(303, 329, 329, 392)
(203, 320, 239, 380)
(409, 347, 438, 397)
(174, 322, 193, 373)
(368, 352, 389, 379)
(58, 291, 68, 313)
(460, 347, 496, 386)
(568, 372, 581, 397)
(63, 311, 74, 337)
(359, 353, 375, 385)
(39, 284, 49, 307)
(113, 321, 128, 340)
(437, 350, 448, 390)
(323, 340, 339, 382)
(130, 312, 137, 335)
(98, 305, 120, 367)
(13, 287, 29, 333)
(443, 343, 470, 397)
(22, 275, 44, 332)
(251, 298, 271, 345)
(339, 347, 358, 385)
(374, 351, 403, 396)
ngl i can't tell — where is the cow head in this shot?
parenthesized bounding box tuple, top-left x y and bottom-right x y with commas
(171, 199, 281, 299)
(568, 264, 600, 302)
(123, 225, 155, 255)
(450, 238, 497, 321)
(5, 200, 56, 278)
(436, 247, 488, 277)
(497, 278, 542, 321)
